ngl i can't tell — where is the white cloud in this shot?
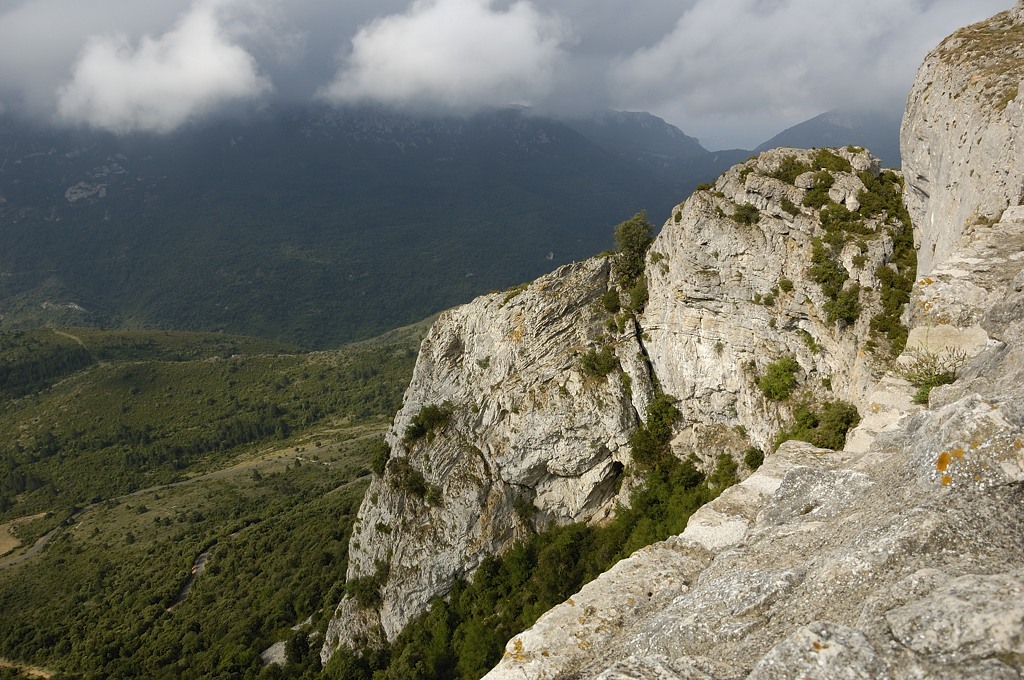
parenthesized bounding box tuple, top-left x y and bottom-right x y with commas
(56, 0, 270, 134)
(320, 0, 573, 110)
(610, 0, 1009, 148)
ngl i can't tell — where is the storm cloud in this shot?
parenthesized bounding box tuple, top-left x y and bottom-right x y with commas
(0, 0, 1011, 146)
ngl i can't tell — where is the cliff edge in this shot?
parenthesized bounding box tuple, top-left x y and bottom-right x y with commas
(322, 3, 1024, 676)
(485, 4, 1024, 677)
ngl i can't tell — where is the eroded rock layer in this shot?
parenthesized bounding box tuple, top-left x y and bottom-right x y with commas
(324, 4, 1024, 676)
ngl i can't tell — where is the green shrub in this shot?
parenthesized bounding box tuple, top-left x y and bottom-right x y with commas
(819, 202, 870, 236)
(732, 202, 760, 225)
(579, 345, 619, 379)
(628, 275, 649, 312)
(813, 148, 852, 173)
(614, 212, 654, 288)
(774, 401, 860, 451)
(896, 347, 967, 404)
(403, 402, 454, 447)
(744, 447, 765, 470)
(706, 454, 739, 490)
(346, 560, 390, 609)
(802, 170, 835, 208)
(629, 392, 680, 471)
(770, 155, 813, 184)
(778, 276, 794, 292)
(601, 289, 621, 314)
(780, 196, 800, 215)
(389, 457, 428, 497)
(758, 356, 800, 401)
(369, 438, 391, 475)
(824, 283, 862, 325)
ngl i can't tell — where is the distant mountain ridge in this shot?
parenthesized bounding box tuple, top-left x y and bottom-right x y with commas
(0, 105, 899, 347)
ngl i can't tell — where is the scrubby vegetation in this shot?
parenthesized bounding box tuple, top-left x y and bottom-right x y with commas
(403, 403, 455, 447)
(613, 212, 656, 313)
(329, 392, 741, 680)
(769, 155, 813, 184)
(802, 170, 835, 209)
(859, 171, 916, 355)
(579, 345, 620, 379)
(774, 400, 861, 451)
(758, 356, 801, 401)
(896, 347, 968, 404)
(732, 202, 760, 225)
(0, 427, 381, 680)
(0, 324, 422, 678)
(0, 328, 418, 520)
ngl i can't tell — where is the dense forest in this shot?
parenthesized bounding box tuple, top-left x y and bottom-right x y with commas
(0, 326, 423, 679)
(0, 108, 740, 348)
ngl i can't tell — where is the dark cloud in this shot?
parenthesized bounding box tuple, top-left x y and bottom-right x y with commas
(0, 0, 1011, 145)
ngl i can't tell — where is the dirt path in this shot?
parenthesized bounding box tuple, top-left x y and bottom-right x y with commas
(0, 513, 47, 557)
(0, 658, 52, 679)
(50, 329, 86, 349)
(169, 544, 215, 610)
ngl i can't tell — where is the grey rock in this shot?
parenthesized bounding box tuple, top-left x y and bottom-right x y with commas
(326, 5, 1024, 677)
(746, 622, 890, 680)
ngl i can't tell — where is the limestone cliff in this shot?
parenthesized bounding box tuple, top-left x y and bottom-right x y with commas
(322, 143, 915, 661)
(902, 3, 1024, 276)
(324, 4, 1024, 675)
(483, 4, 1024, 678)
(323, 258, 645, 655)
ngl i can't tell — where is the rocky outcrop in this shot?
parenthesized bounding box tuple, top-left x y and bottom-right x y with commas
(641, 147, 901, 458)
(322, 144, 916, 661)
(487, 327, 1024, 676)
(902, 2, 1024, 276)
(484, 5, 1024, 678)
(322, 258, 646, 657)
(324, 5, 1024, 674)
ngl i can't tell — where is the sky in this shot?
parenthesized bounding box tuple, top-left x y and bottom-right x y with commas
(0, 0, 1011, 149)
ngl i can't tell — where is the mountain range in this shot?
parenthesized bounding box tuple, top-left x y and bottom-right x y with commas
(0, 105, 896, 348)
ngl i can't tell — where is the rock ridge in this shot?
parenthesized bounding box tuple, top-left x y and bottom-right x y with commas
(323, 6, 1024, 675)
(322, 142, 919, 663)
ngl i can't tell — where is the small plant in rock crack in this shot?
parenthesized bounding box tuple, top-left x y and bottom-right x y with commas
(896, 346, 968, 404)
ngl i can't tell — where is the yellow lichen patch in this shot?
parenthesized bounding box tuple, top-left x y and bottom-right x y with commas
(936, 451, 952, 472)
(567, 597, 575, 607)
(941, 475, 953, 487)
(578, 617, 587, 625)
(506, 320, 525, 343)
(953, 447, 966, 459)
(1015, 440, 1022, 450)
(919, 277, 935, 286)
(510, 638, 527, 662)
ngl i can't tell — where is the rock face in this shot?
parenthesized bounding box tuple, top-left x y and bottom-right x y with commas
(640, 148, 900, 457)
(324, 5, 1024, 676)
(322, 143, 915, 660)
(322, 258, 645, 655)
(902, 3, 1024, 276)
(482, 5, 1024, 678)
